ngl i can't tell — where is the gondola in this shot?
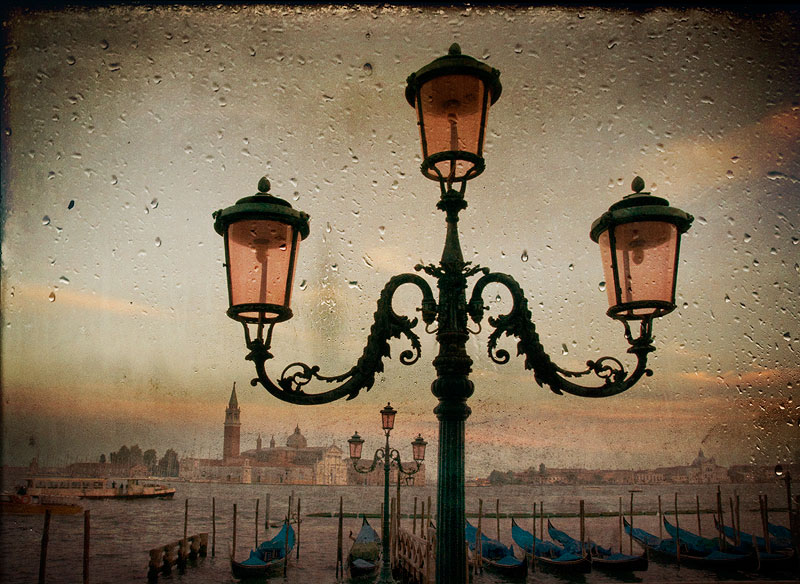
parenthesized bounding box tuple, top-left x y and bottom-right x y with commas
(465, 520, 528, 578)
(713, 516, 796, 573)
(547, 519, 647, 572)
(624, 517, 750, 570)
(511, 518, 591, 574)
(348, 516, 381, 579)
(230, 520, 295, 579)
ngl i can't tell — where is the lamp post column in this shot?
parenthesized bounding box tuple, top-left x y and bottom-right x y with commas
(431, 190, 474, 584)
(379, 431, 393, 583)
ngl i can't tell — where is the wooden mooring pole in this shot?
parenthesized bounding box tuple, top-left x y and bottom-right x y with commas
(674, 493, 681, 565)
(255, 498, 260, 549)
(580, 500, 585, 556)
(412, 496, 418, 535)
(38, 509, 51, 584)
(696, 494, 702, 537)
(232, 503, 237, 561)
(212, 497, 216, 557)
(296, 497, 301, 560)
(83, 510, 90, 584)
(476, 498, 483, 573)
(264, 493, 271, 538)
(336, 496, 343, 580)
(496, 498, 501, 541)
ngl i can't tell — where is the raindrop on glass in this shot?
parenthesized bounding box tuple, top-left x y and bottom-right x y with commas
(598, 281, 606, 292)
(521, 250, 528, 262)
(299, 280, 308, 291)
(363, 63, 373, 76)
(561, 344, 569, 355)
(784, 332, 791, 341)
(68, 200, 75, 209)
(568, 263, 574, 271)
(150, 198, 159, 209)
(48, 291, 56, 302)
(155, 237, 162, 247)
(59, 276, 70, 285)
(42, 216, 51, 226)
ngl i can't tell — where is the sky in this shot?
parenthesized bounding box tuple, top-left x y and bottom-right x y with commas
(1, 5, 798, 480)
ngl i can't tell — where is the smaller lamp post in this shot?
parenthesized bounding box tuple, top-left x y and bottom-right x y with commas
(348, 404, 426, 584)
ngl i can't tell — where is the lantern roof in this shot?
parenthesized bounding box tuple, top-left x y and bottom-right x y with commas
(213, 177, 310, 239)
(590, 176, 693, 242)
(405, 43, 502, 107)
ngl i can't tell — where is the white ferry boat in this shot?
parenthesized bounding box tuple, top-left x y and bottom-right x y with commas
(22, 477, 176, 499)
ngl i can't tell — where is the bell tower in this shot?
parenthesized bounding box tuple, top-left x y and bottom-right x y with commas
(223, 382, 241, 461)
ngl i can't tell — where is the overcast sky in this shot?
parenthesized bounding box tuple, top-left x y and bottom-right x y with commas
(2, 5, 798, 479)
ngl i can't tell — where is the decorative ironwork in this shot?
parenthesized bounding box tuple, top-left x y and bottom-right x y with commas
(468, 270, 654, 398)
(244, 273, 435, 405)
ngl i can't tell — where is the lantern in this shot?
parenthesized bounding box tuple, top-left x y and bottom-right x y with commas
(590, 177, 693, 321)
(214, 177, 309, 325)
(348, 432, 364, 460)
(406, 44, 502, 184)
(380, 403, 397, 433)
(411, 434, 428, 463)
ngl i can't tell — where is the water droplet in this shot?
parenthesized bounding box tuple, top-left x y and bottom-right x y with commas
(42, 216, 51, 226)
(362, 63, 373, 76)
(59, 276, 70, 284)
(495, 294, 502, 303)
(150, 198, 159, 209)
(521, 250, 528, 262)
(155, 237, 162, 247)
(67, 200, 75, 209)
(744, 233, 751, 243)
(568, 264, 574, 271)
(607, 39, 618, 49)
(48, 291, 56, 302)
(561, 344, 569, 355)
(299, 280, 308, 291)
(784, 332, 791, 341)
(598, 281, 606, 292)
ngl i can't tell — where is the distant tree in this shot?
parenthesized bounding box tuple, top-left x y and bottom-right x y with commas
(539, 463, 546, 475)
(158, 449, 180, 477)
(113, 445, 131, 466)
(143, 449, 157, 471)
(129, 444, 143, 467)
(99, 453, 106, 464)
(488, 470, 515, 485)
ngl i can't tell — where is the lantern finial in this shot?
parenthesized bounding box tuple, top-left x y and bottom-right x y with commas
(258, 176, 271, 193)
(631, 176, 645, 193)
(449, 43, 462, 55)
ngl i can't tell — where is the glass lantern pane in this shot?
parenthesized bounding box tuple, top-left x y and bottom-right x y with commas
(227, 219, 298, 321)
(417, 74, 488, 180)
(600, 221, 679, 318)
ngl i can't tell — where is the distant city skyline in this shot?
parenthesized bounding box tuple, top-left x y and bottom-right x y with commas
(2, 6, 798, 479)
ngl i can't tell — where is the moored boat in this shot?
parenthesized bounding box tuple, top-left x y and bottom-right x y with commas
(713, 516, 796, 573)
(466, 520, 528, 578)
(624, 517, 751, 570)
(548, 519, 647, 572)
(511, 518, 591, 574)
(230, 520, 295, 578)
(21, 477, 176, 500)
(348, 516, 381, 579)
(1, 492, 83, 515)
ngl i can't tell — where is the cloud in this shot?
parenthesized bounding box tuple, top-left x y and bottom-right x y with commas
(7, 285, 160, 316)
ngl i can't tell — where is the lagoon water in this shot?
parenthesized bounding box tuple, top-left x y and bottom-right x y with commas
(0, 480, 795, 583)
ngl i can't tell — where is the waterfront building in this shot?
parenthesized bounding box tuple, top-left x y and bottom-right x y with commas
(179, 386, 349, 484)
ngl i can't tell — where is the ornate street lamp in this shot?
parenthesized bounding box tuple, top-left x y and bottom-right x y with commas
(349, 404, 425, 584)
(213, 44, 693, 583)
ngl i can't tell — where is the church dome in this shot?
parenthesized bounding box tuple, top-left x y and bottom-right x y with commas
(286, 425, 307, 449)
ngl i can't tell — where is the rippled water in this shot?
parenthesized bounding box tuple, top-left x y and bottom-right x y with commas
(0, 481, 795, 583)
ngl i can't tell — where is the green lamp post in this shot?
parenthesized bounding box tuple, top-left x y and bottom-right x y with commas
(213, 44, 693, 583)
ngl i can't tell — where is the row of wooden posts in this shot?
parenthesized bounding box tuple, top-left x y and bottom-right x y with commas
(147, 492, 303, 579)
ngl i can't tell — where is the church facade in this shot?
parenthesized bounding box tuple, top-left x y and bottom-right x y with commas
(179, 384, 349, 485)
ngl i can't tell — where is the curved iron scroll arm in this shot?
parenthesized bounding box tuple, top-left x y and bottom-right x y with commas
(389, 449, 424, 478)
(351, 449, 386, 475)
(467, 271, 655, 398)
(246, 273, 436, 405)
